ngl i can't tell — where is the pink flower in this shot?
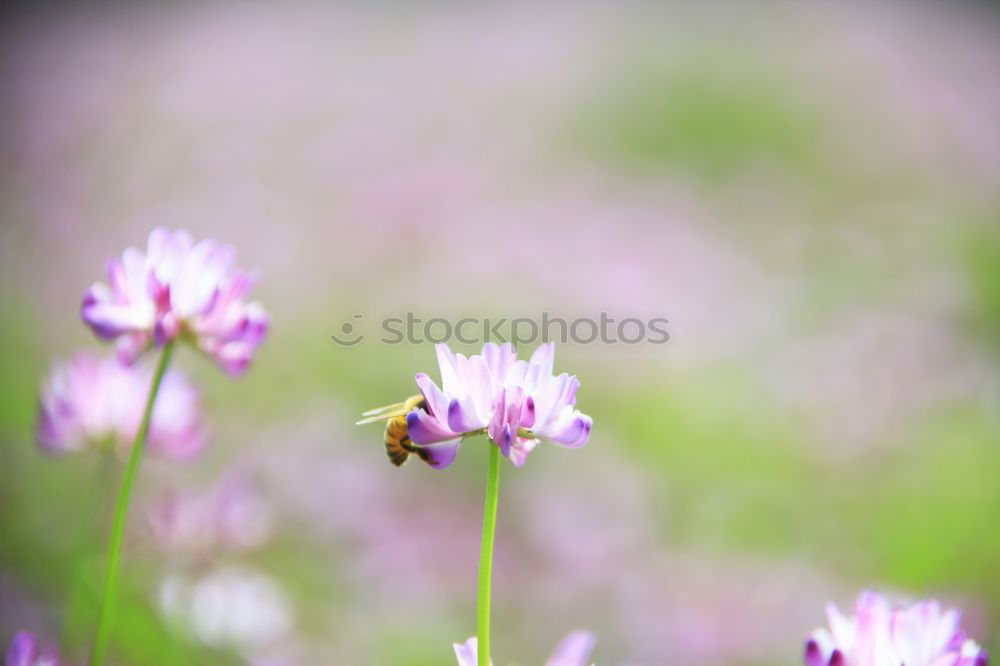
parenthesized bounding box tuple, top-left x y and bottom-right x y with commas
(36, 352, 204, 459)
(5, 632, 61, 666)
(452, 637, 483, 666)
(158, 565, 293, 653)
(150, 474, 274, 558)
(406, 343, 591, 468)
(545, 631, 598, 666)
(81, 228, 268, 374)
(805, 591, 989, 666)
(453, 631, 595, 666)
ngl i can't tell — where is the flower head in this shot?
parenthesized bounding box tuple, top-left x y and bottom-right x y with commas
(37, 352, 204, 459)
(406, 343, 591, 468)
(81, 227, 268, 374)
(453, 631, 595, 666)
(150, 474, 274, 558)
(5, 632, 61, 666)
(805, 591, 989, 666)
(159, 566, 293, 653)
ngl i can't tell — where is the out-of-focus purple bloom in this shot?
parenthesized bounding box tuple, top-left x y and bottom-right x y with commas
(81, 227, 268, 374)
(407, 343, 591, 468)
(453, 636, 482, 666)
(546, 631, 598, 666)
(159, 566, 293, 654)
(805, 591, 989, 666)
(453, 630, 595, 666)
(36, 352, 204, 459)
(150, 474, 274, 558)
(5, 632, 61, 666)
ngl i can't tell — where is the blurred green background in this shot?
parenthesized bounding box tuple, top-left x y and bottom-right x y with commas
(1, 2, 998, 664)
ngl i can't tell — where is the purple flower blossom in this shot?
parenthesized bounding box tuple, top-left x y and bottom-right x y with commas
(5, 632, 61, 666)
(36, 352, 204, 459)
(159, 566, 293, 653)
(406, 343, 591, 468)
(453, 631, 595, 666)
(805, 591, 989, 666)
(150, 474, 274, 558)
(81, 227, 268, 374)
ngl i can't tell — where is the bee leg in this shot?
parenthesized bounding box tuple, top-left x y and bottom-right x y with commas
(412, 441, 440, 467)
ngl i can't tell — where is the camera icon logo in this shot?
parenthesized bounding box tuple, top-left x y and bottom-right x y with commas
(330, 314, 365, 346)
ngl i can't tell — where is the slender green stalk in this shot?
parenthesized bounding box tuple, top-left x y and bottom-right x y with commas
(91, 341, 175, 666)
(64, 446, 115, 651)
(477, 442, 501, 666)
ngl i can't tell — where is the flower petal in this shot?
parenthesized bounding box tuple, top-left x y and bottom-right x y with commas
(546, 630, 595, 666)
(539, 412, 591, 448)
(522, 396, 536, 429)
(447, 397, 482, 434)
(497, 424, 513, 458)
(804, 637, 827, 666)
(81, 295, 150, 339)
(509, 438, 538, 467)
(435, 343, 461, 395)
(528, 342, 555, 378)
(6, 631, 37, 666)
(406, 409, 458, 445)
(415, 372, 449, 419)
(416, 439, 461, 469)
(453, 637, 480, 666)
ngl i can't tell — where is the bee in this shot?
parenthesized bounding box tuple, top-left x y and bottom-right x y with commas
(356, 395, 433, 467)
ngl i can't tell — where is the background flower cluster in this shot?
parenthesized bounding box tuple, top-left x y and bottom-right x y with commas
(1, 1, 998, 664)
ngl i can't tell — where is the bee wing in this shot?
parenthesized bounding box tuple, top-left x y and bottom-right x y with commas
(360, 401, 407, 417)
(355, 413, 404, 425)
(356, 406, 410, 426)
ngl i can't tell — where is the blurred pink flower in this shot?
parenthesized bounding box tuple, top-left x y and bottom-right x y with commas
(150, 474, 273, 558)
(5, 632, 61, 666)
(407, 343, 591, 468)
(81, 227, 268, 374)
(545, 631, 597, 666)
(453, 630, 595, 666)
(36, 352, 204, 459)
(805, 591, 988, 666)
(159, 565, 292, 655)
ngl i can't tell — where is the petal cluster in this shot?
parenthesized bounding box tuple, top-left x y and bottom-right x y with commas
(36, 352, 204, 459)
(805, 591, 988, 666)
(150, 475, 274, 558)
(453, 631, 595, 666)
(5, 632, 61, 666)
(159, 566, 292, 653)
(81, 228, 268, 374)
(407, 343, 591, 468)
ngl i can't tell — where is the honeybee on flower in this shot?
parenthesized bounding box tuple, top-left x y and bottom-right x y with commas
(359, 341, 592, 664)
(356, 394, 437, 467)
(358, 342, 592, 469)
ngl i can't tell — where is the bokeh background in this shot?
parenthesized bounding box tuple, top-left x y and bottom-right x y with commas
(1, 1, 999, 664)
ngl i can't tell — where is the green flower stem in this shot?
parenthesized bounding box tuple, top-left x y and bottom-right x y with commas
(64, 446, 115, 651)
(477, 441, 501, 666)
(90, 341, 175, 666)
